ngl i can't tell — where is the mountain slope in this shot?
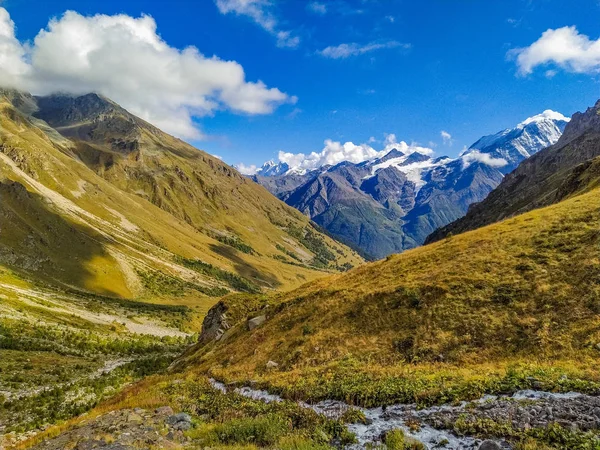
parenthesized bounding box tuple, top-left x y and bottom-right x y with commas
(30, 93, 361, 273)
(181, 171, 600, 410)
(0, 89, 362, 437)
(427, 101, 599, 243)
(250, 113, 566, 259)
(0, 87, 362, 340)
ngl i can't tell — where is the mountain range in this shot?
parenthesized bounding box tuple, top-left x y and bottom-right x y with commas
(249, 111, 569, 259)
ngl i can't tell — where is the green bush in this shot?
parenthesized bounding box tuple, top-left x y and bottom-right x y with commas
(212, 415, 290, 446)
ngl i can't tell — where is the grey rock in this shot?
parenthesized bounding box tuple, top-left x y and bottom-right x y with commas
(266, 360, 279, 369)
(173, 421, 192, 431)
(155, 406, 174, 415)
(248, 315, 266, 330)
(166, 413, 192, 425)
(479, 440, 501, 450)
(198, 302, 230, 343)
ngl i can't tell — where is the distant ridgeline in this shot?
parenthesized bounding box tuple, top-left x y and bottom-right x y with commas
(247, 111, 569, 259)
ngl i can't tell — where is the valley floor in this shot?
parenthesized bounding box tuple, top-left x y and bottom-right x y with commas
(11, 369, 600, 450)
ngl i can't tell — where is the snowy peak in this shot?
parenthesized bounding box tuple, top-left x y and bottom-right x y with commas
(466, 110, 569, 174)
(517, 110, 570, 129)
(371, 148, 405, 164)
(255, 160, 290, 177)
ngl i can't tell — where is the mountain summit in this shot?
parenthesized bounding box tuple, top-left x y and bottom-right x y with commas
(467, 110, 569, 174)
(427, 101, 600, 243)
(249, 112, 567, 259)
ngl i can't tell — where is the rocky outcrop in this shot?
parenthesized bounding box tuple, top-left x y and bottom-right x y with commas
(198, 301, 230, 343)
(25, 407, 194, 450)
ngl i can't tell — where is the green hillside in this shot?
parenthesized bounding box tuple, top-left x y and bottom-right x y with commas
(0, 89, 362, 440)
(182, 169, 600, 410)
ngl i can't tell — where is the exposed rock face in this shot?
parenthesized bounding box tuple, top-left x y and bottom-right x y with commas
(427, 100, 600, 243)
(198, 301, 230, 343)
(250, 113, 566, 259)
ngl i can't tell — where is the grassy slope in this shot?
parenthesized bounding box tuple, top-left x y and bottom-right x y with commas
(180, 171, 600, 407)
(0, 93, 362, 303)
(0, 92, 359, 441)
(18, 168, 600, 450)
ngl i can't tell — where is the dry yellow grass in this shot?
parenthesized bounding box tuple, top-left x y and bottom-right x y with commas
(176, 184, 600, 405)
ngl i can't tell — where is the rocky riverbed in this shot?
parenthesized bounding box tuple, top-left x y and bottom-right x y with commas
(211, 380, 600, 449)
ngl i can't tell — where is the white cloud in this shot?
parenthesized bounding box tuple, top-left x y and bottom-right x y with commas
(215, 0, 299, 48)
(307, 2, 327, 15)
(385, 15, 395, 23)
(235, 163, 258, 175)
(277, 135, 433, 172)
(319, 40, 410, 59)
(510, 26, 600, 75)
(0, 8, 29, 89)
(461, 150, 507, 169)
(0, 8, 294, 139)
(440, 130, 453, 146)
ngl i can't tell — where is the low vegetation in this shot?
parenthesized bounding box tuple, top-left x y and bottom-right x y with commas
(168, 185, 600, 450)
(17, 376, 356, 449)
(175, 256, 260, 293)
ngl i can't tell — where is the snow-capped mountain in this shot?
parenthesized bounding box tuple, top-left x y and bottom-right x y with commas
(248, 111, 568, 259)
(467, 110, 569, 173)
(254, 160, 290, 177)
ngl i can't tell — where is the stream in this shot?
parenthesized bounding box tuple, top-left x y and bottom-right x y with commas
(210, 379, 599, 449)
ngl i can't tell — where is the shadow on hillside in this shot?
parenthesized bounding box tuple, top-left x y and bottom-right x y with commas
(209, 243, 282, 289)
(0, 180, 124, 297)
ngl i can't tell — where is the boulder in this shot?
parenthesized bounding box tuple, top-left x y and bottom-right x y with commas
(155, 406, 174, 415)
(479, 441, 501, 450)
(248, 315, 266, 330)
(266, 360, 279, 369)
(166, 413, 192, 427)
(198, 301, 230, 343)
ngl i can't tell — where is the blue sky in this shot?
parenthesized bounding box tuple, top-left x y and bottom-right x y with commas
(2, 0, 600, 171)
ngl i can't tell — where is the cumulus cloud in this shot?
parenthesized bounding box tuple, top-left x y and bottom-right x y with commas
(0, 8, 294, 139)
(461, 150, 507, 169)
(441, 130, 453, 146)
(510, 26, 600, 75)
(319, 40, 410, 59)
(0, 9, 29, 89)
(277, 134, 433, 172)
(307, 2, 327, 15)
(235, 162, 259, 175)
(215, 0, 299, 48)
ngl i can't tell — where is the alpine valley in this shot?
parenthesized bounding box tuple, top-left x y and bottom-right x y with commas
(249, 111, 569, 259)
(3, 47, 600, 450)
